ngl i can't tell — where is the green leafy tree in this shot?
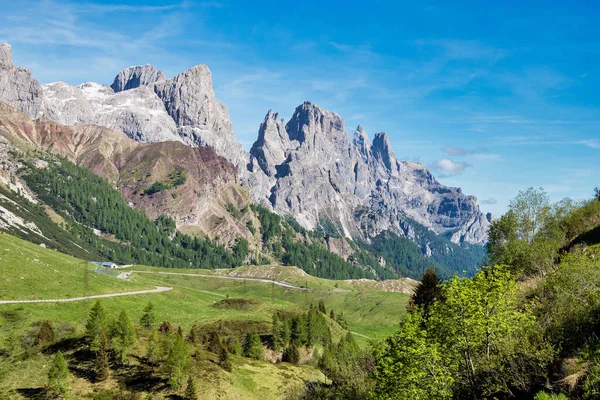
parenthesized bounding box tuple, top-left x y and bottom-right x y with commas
(243, 330, 264, 360)
(183, 376, 198, 400)
(373, 311, 454, 400)
(47, 351, 69, 398)
(140, 302, 155, 330)
(509, 187, 551, 243)
(110, 310, 136, 364)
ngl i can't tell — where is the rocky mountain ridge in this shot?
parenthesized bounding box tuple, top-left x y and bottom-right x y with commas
(0, 42, 490, 247)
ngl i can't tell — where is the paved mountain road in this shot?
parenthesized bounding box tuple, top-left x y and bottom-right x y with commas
(0, 286, 172, 304)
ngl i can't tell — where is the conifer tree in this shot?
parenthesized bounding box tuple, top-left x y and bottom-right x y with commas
(95, 331, 110, 382)
(218, 344, 232, 372)
(47, 351, 69, 398)
(272, 313, 284, 350)
(140, 302, 155, 330)
(408, 267, 442, 317)
(86, 301, 107, 348)
(166, 332, 190, 389)
(110, 310, 136, 364)
(283, 342, 300, 364)
(36, 321, 55, 347)
(243, 330, 264, 360)
(318, 299, 326, 314)
(183, 376, 197, 400)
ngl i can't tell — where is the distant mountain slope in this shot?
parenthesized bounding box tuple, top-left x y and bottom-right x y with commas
(0, 42, 489, 270)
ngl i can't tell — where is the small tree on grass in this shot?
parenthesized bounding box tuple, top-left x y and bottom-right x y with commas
(166, 332, 190, 390)
(110, 310, 136, 364)
(36, 320, 55, 347)
(408, 267, 442, 317)
(95, 331, 110, 382)
(47, 351, 69, 398)
(86, 301, 107, 348)
(183, 376, 198, 400)
(140, 302, 155, 330)
(243, 330, 264, 360)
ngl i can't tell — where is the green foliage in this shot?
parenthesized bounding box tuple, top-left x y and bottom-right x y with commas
(144, 181, 169, 195)
(94, 331, 110, 382)
(534, 392, 571, 400)
(243, 330, 264, 360)
(246, 219, 256, 235)
(252, 204, 282, 243)
(109, 310, 136, 364)
(183, 376, 198, 400)
(35, 320, 55, 347)
(165, 331, 190, 390)
(283, 342, 300, 364)
(47, 351, 69, 398)
(373, 311, 454, 400)
(86, 301, 108, 345)
(317, 300, 326, 314)
(509, 187, 551, 243)
(218, 344, 232, 372)
(140, 302, 155, 330)
(407, 267, 441, 317)
(226, 203, 241, 219)
(22, 157, 241, 270)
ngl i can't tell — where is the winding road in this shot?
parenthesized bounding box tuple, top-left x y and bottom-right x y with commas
(0, 286, 172, 304)
(131, 270, 349, 293)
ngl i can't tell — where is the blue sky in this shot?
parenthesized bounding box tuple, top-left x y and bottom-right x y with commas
(1, 0, 599, 216)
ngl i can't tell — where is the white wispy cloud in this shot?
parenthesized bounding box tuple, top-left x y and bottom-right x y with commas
(430, 159, 472, 177)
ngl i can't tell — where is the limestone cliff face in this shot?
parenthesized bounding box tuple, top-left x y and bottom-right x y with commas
(246, 102, 491, 244)
(0, 43, 44, 119)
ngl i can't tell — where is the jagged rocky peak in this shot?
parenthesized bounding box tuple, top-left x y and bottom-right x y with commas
(0, 42, 12, 70)
(353, 125, 372, 160)
(372, 132, 397, 171)
(0, 42, 44, 119)
(249, 109, 290, 176)
(286, 101, 346, 145)
(110, 64, 166, 92)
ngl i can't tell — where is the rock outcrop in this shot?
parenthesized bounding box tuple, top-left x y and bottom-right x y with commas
(0, 43, 44, 119)
(110, 65, 166, 92)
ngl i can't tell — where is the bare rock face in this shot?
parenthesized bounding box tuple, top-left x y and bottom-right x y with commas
(0, 43, 44, 119)
(41, 82, 180, 143)
(246, 102, 491, 245)
(152, 65, 247, 167)
(110, 65, 166, 92)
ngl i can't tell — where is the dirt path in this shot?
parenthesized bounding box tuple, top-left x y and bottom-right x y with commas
(131, 271, 349, 293)
(0, 286, 172, 304)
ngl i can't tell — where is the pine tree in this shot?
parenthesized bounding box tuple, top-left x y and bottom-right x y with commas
(140, 302, 155, 330)
(110, 310, 136, 364)
(166, 332, 190, 390)
(272, 313, 284, 350)
(283, 342, 300, 364)
(86, 301, 107, 345)
(146, 329, 160, 364)
(47, 351, 69, 398)
(329, 309, 335, 320)
(183, 376, 197, 400)
(36, 320, 55, 347)
(95, 331, 110, 381)
(408, 268, 442, 317)
(243, 330, 264, 360)
(318, 299, 326, 314)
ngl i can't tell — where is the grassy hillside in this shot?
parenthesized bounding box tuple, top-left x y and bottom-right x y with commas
(0, 233, 410, 399)
(0, 233, 148, 300)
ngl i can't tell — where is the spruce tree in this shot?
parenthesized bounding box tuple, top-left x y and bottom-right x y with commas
(166, 332, 190, 390)
(318, 300, 326, 314)
(140, 302, 155, 330)
(283, 342, 300, 364)
(47, 351, 69, 398)
(36, 321, 55, 347)
(86, 301, 107, 344)
(243, 331, 264, 360)
(329, 309, 335, 320)
(218, 344, 232, 372)
(272, 313, 284, 350)
(95, 331, 110, 381)
(409, 267, 442, 316)
(183, 376, 197, 400)
(110, 310, 136, 364)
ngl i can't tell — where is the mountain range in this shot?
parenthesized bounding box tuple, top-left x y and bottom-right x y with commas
(0, 42, 491, 275)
